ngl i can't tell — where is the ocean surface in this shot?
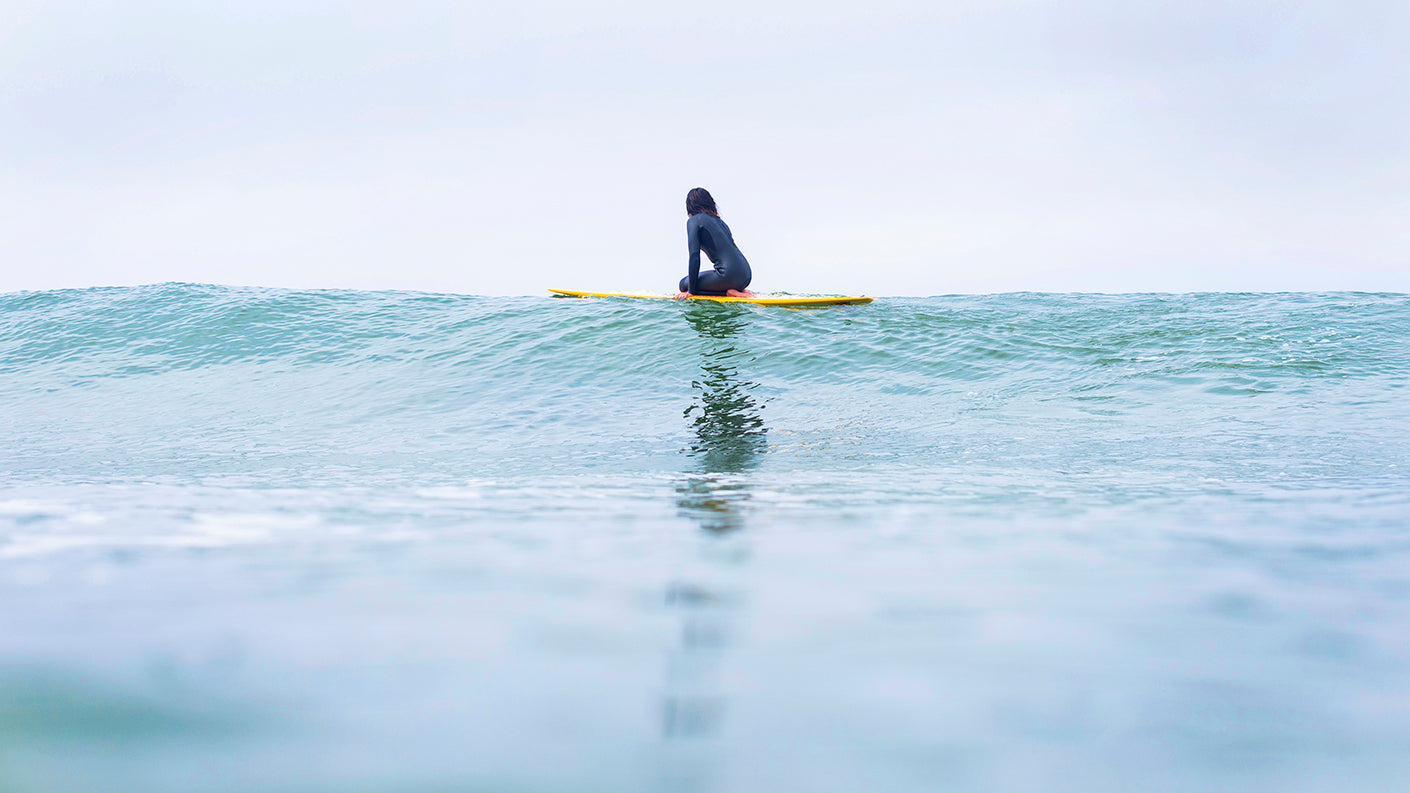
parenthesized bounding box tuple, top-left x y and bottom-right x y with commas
(2, 284, 1408, 793)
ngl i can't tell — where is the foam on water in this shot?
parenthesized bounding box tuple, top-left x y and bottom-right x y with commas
(2, 284, 1409, 792)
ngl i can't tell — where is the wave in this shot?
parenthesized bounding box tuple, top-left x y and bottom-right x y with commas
(2, 283, 1407, 486)
(3, 283, 1404, 386)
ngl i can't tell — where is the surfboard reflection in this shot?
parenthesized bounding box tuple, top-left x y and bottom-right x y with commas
(676, 305, 768, 534)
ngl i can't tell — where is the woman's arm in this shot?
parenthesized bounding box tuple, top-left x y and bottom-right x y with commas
(686, 218, 702, 294)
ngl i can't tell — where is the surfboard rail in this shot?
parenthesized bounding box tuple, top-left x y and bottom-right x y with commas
(548, 289, 873, 307)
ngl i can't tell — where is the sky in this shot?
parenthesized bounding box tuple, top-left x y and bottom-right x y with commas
(2, 0, 1407, 296)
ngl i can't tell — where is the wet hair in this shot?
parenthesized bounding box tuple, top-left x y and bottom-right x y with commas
(686, 187, 720, 218)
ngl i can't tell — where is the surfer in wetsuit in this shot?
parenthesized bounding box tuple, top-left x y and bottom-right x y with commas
(675, 188, 756, 298)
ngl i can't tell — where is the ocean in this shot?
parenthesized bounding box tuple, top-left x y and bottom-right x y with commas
(2, 284, 1408, 792)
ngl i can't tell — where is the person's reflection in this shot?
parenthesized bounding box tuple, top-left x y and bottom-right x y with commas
(659, 304, 768, 768)
(675, 304, 768, 534)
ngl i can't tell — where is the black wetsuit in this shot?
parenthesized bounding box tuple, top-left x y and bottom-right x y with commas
(680, 213, 752, 295)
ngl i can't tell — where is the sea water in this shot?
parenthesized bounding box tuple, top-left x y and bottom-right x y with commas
(1, 284, 1408, 792)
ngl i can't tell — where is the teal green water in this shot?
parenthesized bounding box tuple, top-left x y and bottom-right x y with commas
(2, 284, 1409, 792)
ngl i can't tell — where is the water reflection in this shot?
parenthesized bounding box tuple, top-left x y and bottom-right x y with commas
(676, 305, 768, 533)
(659, 303, 768, 787)
(655, 304, 771, 782)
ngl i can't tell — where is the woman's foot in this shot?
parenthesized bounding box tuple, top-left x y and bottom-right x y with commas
(725, 289, 757, 298)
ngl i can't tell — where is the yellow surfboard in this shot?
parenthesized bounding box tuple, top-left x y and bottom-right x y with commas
(548, 289, 873, 307)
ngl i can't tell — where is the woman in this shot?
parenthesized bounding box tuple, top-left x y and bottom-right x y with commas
(676, 188, 756, 298)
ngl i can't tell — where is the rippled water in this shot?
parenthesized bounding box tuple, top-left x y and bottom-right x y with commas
(2, 285, 1408, 792)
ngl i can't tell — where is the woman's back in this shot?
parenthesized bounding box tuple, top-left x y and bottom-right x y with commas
(689, 213, 748, 268)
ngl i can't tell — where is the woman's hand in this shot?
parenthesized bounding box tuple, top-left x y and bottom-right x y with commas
(674, 291, 690, 300)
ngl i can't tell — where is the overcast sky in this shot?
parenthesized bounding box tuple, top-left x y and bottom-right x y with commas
(3, 0, 1406, 295)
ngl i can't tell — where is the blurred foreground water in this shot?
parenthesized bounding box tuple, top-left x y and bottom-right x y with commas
(2, 285, 1409, 792)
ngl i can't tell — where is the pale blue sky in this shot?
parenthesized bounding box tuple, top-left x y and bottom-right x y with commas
(3, 0, 1406, 295)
